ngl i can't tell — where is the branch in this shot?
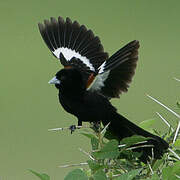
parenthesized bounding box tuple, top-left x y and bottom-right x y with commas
(146, 94, 180, 119)
(48, 125, 90, 132)
(59, 162, 88, 168)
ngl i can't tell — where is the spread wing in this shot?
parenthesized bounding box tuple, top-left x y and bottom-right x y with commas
(38, 16, 108, 73)
(88, 40, 140, 98)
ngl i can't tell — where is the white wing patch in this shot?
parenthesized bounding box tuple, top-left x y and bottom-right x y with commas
(53, 47, 95, 71)
(88, 70, 110, 91)
(98, 61, 106, 74)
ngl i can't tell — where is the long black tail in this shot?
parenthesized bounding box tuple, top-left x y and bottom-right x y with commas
(103, 111, 169, 162)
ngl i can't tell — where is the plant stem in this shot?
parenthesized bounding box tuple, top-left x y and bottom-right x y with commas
(147, 159, 156, 177)
(97, 131, 103, 149)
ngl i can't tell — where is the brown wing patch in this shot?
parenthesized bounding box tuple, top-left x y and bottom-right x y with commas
(86, 73, 95, 88)
(64, 66, 73, 69)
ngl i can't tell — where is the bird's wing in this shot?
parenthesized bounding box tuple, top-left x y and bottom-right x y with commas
(88, 40, 139, 98)
(38, 16, 108, 72)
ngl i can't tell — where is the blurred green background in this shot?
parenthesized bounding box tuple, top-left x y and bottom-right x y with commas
(0, 0, 179, 179)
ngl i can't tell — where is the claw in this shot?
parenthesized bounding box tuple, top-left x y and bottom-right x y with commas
(69, 125, 77, 134)
(91, 122, 101, 133)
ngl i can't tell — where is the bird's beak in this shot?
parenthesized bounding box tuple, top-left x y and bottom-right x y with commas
(48, 76, 60, 84)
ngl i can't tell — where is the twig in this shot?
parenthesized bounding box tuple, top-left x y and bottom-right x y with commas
(134, 141, 148, 145)
(59, 162, 88, 168)
(151, 148, 154, 163)
(175, 174, 180, 179)
(146, 94, 180, 119)
(112, 174, 124, 178)
(126, 144, 154, 150)
(168, 148, 180, 160)
(174, 77, 180, 82)
(173, 121, 180, 144)
(147, 161, 154, 175)
(118, 144, 126, 148)
(48, 125, 90, 131)
(118, 141, 149, 149)
(79, 148, 95, 160)
(101, 122, 111, 135)
(156, 112, 174, 131)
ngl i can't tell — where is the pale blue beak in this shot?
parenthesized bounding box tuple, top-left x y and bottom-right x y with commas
(48, 76, 60, 84)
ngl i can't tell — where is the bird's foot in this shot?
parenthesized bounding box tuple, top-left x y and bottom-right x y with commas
(91, 122, 101, 133)
(69, 125, 77, 134)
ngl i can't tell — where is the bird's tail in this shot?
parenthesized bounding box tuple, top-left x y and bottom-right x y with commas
(103, 111, 169, 162)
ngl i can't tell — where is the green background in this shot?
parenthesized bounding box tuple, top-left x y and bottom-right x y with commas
(0, 0, 179, 179)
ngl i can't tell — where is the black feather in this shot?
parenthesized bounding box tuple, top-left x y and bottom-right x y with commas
(38, 16, 108, 71)
(53, 68, 169, 163)
(58, 16, 65, 47)
(38, 23, 54, 51)
(44, 19, 57, 49)
(50, 17, 60, 47)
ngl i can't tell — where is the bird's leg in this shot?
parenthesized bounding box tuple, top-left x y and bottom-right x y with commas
(90, 121, 103, 148)
(91, 121, 101, 133)
(78, 120, 82, 126)
(69, 120, 82, 134)
(69, 125, 77, 134)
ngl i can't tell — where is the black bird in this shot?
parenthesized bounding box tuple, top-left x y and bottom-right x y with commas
(38, 16, 169, 162)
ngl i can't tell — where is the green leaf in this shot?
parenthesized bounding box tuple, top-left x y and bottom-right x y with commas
(80, 132, 99, 150)
(114, 169, 141, 180)
(120, 135, 150, 147)
(150, 174, 160, 180)
(162, 161, 180, 180)
(91, 137, 99, 150)
(118, 149, 142, 161)
(145, 174, 160, 180)
(101, 122, 111, 137)
(139, 119, 156, 130)
(92, 140, 119, 159)
(174, 139, 180, 147)
(87, 160, 105, 172)
(29, 169, 50, 180)
(80, 132, 97, 139)
(175, 149, 180, 156)
(64, 169, 88, 180)
(177, 102, 180, 109)
(93, 169, 107, 180)
(152, 159, 164, 171)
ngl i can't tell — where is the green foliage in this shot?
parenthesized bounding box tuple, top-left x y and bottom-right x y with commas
(64, 169, 88, 180)
(30, 116, 180, 180)
(177, 102, 180, 109)
(29, 169, 50, 180)
(162, 161, 180, 180)
(93, 170, 107, 180)
(87, 160, 105, 172)
(114, 169, 142, 180)
(143, 174, 160, 180)
(174, 139, 180, 148)
(91, 137, 99, 150)
(30, 90, 180, 179)
(66, 119, 180, 180)
(30, 115, 180, 179)
(120, 135, 150, 147)
(92, 140, 119, 159)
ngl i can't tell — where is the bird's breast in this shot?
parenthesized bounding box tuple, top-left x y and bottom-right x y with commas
(58, 92, 108, 122)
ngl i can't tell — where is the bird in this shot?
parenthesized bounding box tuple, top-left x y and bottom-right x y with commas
(38, 16, 169, 162)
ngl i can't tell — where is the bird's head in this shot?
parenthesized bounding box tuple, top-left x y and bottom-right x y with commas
(48, 68, 86, 94)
